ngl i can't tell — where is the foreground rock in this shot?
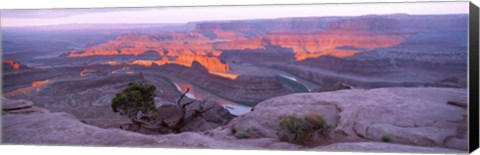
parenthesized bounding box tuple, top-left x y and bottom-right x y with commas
(123, 99, 234, 134)
(2, 87, 468, 153)
(2, 97, 49, 114)
(2, 110, 463, 152)
(227, 87, 468, 151)
(2, 113, 161, 146)
(2, 112, 297, 149)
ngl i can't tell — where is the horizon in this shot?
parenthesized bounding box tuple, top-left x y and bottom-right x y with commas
(0, 1, 468, 27)
(0, 13, 469, 29)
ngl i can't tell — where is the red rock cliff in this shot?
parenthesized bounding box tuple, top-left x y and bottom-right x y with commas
(3, 60, 21, 71)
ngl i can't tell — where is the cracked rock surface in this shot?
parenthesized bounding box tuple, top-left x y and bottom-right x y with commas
(226, 87, 467, 151)
(2, 87, 468, 153)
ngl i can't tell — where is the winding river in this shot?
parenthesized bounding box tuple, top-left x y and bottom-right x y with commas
(168, 77, 252, 116)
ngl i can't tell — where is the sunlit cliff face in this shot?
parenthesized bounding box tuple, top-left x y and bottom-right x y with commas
(127, 60, 155, 67)
(80, 69, 96, 77)
(32, 80, 49, 87)
(172, 55, 230, 72)
(209, 72, 239, 80)
(266, 31, 405, 61)
(4, 79, 50, 97)
(105, 61, 122, 66)
(124, 55, 230, 73)
(4, 60, 21, 71)
(66, 16, 407, 73)
(66, 30, 404, 64)
(67, 33, 222, 57)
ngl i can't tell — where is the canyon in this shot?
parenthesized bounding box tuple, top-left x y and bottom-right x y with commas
(1, 13, 468, 152)
(3, 14, 467, 115)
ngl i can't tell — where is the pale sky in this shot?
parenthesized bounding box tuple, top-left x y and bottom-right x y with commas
(0, 1, 469, 27)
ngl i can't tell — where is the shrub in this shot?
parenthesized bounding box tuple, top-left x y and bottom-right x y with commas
(382, 135, 392, 143)
(113, 84, 216, 134)
(234, 128, 265, 139)
(305, 110, 331, 139)
(234, 130, 249, 139)
(277, 115, 309, 143)
(111, 82, 158, 124)
(277, 112, 331, 144)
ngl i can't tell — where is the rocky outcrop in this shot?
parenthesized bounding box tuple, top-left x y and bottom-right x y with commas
(125, 99, 234, 134)
(265, 31, 404, 60)
(2, 87, 467, 153)
(311, 82, 353, 93)
(2, 97, 49, 114)
(124, 55, 230, 72)
(66, 33, 221, 58)
(3, 110, 464, 152)
(155, 55, 230, 72)
(3, 60, 31, 73)
(158, 62, 293, 105)
(1, 110, 296, 149)
(226, 87, 468, 151)
(3, 60, 22, 72)
(2, 112, 163, 146)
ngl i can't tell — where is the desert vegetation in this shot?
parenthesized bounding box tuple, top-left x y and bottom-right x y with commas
(382, 135, 392, 143)
(112, 82, 217, 134)
(277, 111, 331, 144)
(111, 82, 158, 125)
(234, 128, 266, 139)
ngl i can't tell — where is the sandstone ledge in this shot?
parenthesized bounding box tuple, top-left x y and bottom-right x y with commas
(1, 87, 468, 153)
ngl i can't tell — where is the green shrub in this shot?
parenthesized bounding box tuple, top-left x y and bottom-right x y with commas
(234, 128, 265, 139)
(382, 135, 392, 143)
(277, 115, 309, 143)
(111, 82, 158, 123)
(305, 111, 331, 139)
(234, 130, 249, 139)
(277, 112, 331, 144)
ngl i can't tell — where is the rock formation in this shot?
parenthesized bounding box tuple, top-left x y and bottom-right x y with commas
(3, 60, 21, 71)
(157, 62, 293, 104)
(226, 87, 468, 151)
(2, 60, 31, 73)
(1, 87, 468, 153)
(2, 97, 49, 114)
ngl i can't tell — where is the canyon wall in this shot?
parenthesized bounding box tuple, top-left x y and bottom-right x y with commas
(3, 60, 27, 72)
(65, 14, 467, 64)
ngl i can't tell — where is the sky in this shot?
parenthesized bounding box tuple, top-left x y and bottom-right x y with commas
(0, 1, 469, 27)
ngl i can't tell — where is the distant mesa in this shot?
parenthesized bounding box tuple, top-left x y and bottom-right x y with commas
(264, 18, 405, 60)
(172, 55, 230, 72)
(126, 55, 231, 73)
(64, 15, 408, 63)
